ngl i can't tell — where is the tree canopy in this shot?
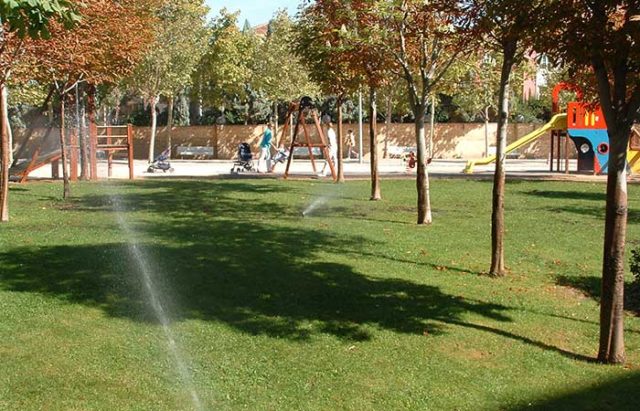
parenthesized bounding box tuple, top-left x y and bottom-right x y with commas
(28, 0, 158, 88)
(0, 0, 79, 39)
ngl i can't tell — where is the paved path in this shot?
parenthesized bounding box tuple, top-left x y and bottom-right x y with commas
(26, 158, 639, 183)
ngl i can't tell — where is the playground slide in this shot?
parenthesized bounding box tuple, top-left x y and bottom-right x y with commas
(628, 149, 640, 174)
(9, 150, 62, 182)
(464, 113, 568, 174)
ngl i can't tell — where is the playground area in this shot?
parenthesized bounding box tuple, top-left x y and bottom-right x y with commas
(9, 85, 640, 185)
(3, 1, 640, 410)
(1, 178, 639, 410)
(22, 158, 632, 182)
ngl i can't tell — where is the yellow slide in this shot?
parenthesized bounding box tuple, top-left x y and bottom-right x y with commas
(628, 149, 640, 174)
(629, 127, 640, 175)
(464, 113, 568, 174)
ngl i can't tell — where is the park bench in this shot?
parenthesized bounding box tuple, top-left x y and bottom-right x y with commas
(292, 146, 323, 158)
(176, 145, 214, 159)
(388, 146, 416, 159)
(488, 146, 521, 159)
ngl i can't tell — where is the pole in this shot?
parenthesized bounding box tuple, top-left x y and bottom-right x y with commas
(429, 95, 436, 158)
(75, 83, 88, 180)
(358, 90, 364, 164)
(564, 132, 569, 174)
(127, 124, 135, 180)
(484, 106, 490, 157)
(550, 132, 554, 172)
(87, 84, 98, 180)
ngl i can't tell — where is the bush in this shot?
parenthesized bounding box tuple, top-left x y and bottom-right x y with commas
(632, 246, 640, 284)
(628, 245, 640, 313)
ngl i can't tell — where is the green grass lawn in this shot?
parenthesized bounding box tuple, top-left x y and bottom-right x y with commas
(1, 177, 639, 410)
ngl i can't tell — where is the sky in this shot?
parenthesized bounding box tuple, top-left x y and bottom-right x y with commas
(204, 0, 300, 26)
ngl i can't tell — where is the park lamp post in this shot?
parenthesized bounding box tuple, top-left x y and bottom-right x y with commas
(358, 90, 363, 164)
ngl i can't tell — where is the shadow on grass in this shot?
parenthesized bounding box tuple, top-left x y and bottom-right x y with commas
(556, 275, 640, 316)
(525, 189, 606, 202)
(545, 206, 640, 224)
(70, 179, 304, 218)
(519, 307, 640, 335)
(509, 371, 640, 411)
(447, 319, 595, 362)
(524, 189, 640, 223)
(0, 179, 596, 359)
(0, 236, 508, 342)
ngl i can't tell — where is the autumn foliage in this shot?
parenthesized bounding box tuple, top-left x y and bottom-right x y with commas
(26, 0, 158, 86)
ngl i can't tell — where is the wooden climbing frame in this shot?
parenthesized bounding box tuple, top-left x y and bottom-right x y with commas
(280, 98, 336, 181)
(90, 124, 135, 180)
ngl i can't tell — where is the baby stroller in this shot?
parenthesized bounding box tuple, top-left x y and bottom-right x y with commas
(147, 146, 174, 173)
(269, 146, 290, 172)
(231, 142, 255, 173)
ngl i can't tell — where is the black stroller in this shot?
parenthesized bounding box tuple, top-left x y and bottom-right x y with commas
(231, 142, 255, 173)
(147, 146, 174, 173)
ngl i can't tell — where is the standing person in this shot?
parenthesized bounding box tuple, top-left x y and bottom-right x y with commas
(319, 121, 337, 177)
(346, 129, 357, 159)
(257, 122, 273, 173)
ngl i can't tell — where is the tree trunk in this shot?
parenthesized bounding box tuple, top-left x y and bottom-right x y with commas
(3, 86, 13, 165)
(597, 126, 628, 364)
(415, 103, 432, 224)
(0, 83, 9, 222)
(75, 84, 88, 181)
(490, 41, 516, 277)
(47, 98, 54, 121)
(369, 87, 381, 200)
(384, 95, 392, 159)
(87, 84, 98, 180)
(337, 97, 345, 183)
(59, 93, 71, 199)
(273, 101, 278, 138)
(167, 95, 174, 149)
(79, 98, 89, 180)
(592, 54, 639, 364)
(148, 96, 159, 163)
(429, 96, 436, 158)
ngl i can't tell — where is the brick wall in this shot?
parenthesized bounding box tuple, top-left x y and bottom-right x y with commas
(15, 122, 560, 160)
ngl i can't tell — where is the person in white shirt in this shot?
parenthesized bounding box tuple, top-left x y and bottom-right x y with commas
(346, 129, 357, 159)
(319, 122, 338, 176)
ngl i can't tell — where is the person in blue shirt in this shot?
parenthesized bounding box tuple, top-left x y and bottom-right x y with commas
(257, 122, 273, 173)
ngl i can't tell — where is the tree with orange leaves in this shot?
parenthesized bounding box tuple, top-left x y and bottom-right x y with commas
(539, 0, 640, 365)
(346, 2, 397, 201)
(297, 2, 365, 183)
(349, 0, 474, 214)
(27, 0, 157, 198)
(0, 0, 79, 222)
(299, 0, 395, 198)
(469, 0, 551, 277)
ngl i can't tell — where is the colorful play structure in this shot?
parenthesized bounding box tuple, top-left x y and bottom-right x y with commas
(10, 123, 135, 182)
(464, 83, 640, 175)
